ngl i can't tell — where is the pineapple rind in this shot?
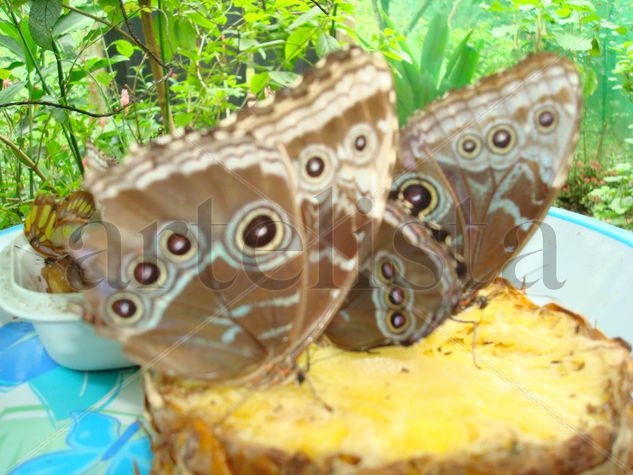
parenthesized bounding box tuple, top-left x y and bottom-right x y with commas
(146, 282, 633, 474)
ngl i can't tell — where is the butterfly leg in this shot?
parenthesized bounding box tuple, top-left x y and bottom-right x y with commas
(448, 315, 482, 370)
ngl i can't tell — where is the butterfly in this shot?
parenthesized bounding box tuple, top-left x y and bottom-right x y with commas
(24, 191, 96, 259)
(325, 53, 583, 349)
(73, 47, 398, 383)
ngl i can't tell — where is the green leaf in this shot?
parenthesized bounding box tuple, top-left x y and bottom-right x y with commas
(53, 11, 94, 37)
(250, 72, 269, 95)
(28, 0, 62, 50)
(174, 112, 194, 128)
(553, 32, 592, 51)
(443, 44, 479, 92)
(171, 18, 197, 51)
(288, 6, 321, 30)
(580, 66, 598, 97)
(51, 106, 68, 124)
(610, 196, 633, 215)
(285, 26, 316, 61)
(113, 39, 134, 58)
(0, 69, 11, 79)
(188, 11, 217, 31)
(390, 61, 416, 125)
(419, 12, 450, 87)
(316, 33, 340, 57)
(491, 25, 518, 38)
(238, 38, 259, 51)
(269, 70, 299, 87)
(0, 80, 25, 104)
(0, 34, 23, 59)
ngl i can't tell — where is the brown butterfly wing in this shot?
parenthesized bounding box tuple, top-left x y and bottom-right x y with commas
(76, 133, 308, 382)
(226, 47, 398, 350)
(396, 53, 582, 288)
(325, 204, 461, 350)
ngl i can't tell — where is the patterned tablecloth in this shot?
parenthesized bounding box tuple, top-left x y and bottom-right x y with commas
(0, 320, 152, 473)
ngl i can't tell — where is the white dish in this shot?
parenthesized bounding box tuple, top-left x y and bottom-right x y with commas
(502, 208, 633, 346)
(0, 233, 134, 371)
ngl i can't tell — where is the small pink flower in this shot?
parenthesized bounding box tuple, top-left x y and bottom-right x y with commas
(2, 78, 10, 88)
(583, 177, 590, 183)
(599, 180, 605, 185)
(100, 116, 106, 130)
(591, 177, 597, 183)
(120, 89, 130, 107)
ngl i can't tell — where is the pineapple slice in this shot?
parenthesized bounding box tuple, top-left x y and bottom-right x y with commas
(145, 281, 633, 474)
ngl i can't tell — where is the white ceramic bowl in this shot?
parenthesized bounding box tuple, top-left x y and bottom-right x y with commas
(501, 208, 633, 346)
(0, 232, 134, 370)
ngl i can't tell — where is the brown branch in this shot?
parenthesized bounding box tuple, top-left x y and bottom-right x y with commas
(138, 0, 173, 132)
(0, 100, 131, 118)
(0, 134, 48, 182)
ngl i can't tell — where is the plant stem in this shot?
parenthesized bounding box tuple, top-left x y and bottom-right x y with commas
(52, 41, 83, 174)
(2, 2, 83, 175)
(138, 0, 173, 133)
(0, 134, 48, 182)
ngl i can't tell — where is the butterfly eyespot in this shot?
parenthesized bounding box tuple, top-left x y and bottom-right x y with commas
(386, 310, 409, 335)
(385, 286, 408, 309)
(106, 293, 144, 325)
(457, 134, 482, 159)
(236, 207, 285, 255)
(398, 177, 439, 219)
(160, 229, 197, 262)
(298, 146, 335, 188)
(354, 134, 367, 151)
(305, 156, 325, 178)
(535, 106, 558, 133)
(128, 257, 167, 288)
(377, 259, 397, 283)
(487, 125, 517, 154)
(346, 124, 376, 162)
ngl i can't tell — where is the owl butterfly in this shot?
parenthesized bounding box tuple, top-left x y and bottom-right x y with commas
(74, 47, 398, 383)
(326, 53, 582, 349)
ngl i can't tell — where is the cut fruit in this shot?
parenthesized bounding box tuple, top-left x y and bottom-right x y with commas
(145, 281, 633, 474)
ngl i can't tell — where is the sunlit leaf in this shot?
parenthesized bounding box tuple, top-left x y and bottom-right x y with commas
(288, 6, 322, 31)
(419, 12, 449, 87)
(113, 39, 134, 58)
(316, 33, 339, 57)
(553, 32, 592, 51)
(250, 72, 269, 95)
(284, 26, 316, 61)
(269, 70, 298, 87)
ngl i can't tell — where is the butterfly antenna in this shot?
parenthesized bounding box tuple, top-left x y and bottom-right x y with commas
(449, 305, 483, 370)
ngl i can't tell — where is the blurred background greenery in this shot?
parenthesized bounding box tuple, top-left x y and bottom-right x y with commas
(0, 0, 631, 229)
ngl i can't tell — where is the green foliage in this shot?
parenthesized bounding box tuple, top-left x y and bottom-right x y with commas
(0, 0, 348, 227)
(585, 162, 633, 229)
(371, 8, 480, 124)
(355, 0, 633, 231)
